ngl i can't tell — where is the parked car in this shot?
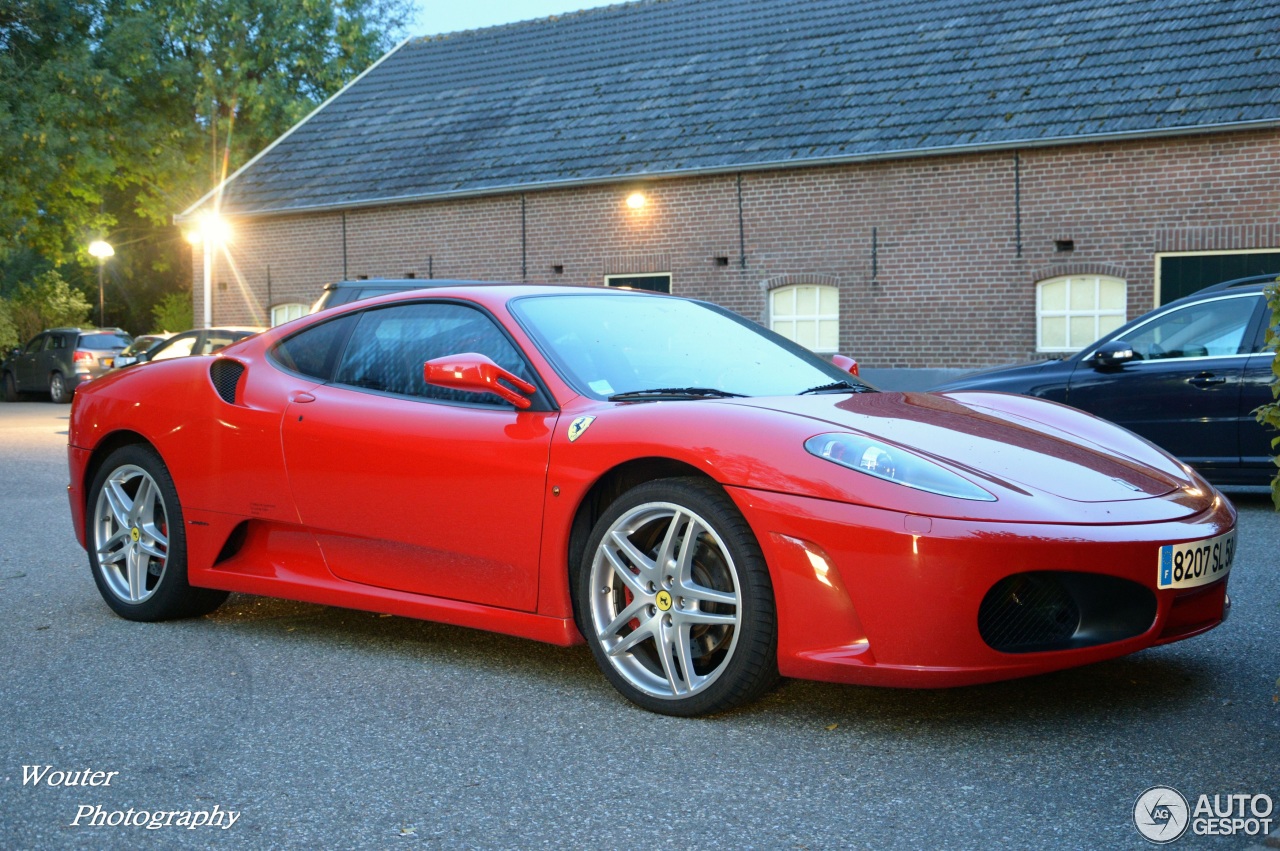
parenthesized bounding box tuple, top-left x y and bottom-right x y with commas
(115, 333, 173, 365)
(67, 284, 1233, 716)
(114, 327, 263, 368)
(310, 278, 483, 313)
(932, 274, 1278, 489)
(3, 327, 132, 403)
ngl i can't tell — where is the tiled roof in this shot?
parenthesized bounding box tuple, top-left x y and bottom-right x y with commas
(198, 0, 1280, 217)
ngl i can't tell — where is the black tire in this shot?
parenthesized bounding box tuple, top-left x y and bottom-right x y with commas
(574, 476, 778, 716)
(3, 371, 20, 402)
(85, 444, 228, 621)
(49, 371, 73, 403)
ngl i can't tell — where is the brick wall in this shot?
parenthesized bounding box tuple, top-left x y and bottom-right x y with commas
(196, 128, 1280, 369)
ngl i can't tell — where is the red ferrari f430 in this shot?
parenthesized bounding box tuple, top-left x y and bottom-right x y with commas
(67, 285, 1235, 715)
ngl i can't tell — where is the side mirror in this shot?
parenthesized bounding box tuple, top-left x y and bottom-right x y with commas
(831, 354, 859, 376)
(1087, 340, 1137, 369)
(423, 352, 536, 409)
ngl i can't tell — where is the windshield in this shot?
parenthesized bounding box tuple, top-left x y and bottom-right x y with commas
(512, 293, 865, 399)
(78, 333, 131, 350)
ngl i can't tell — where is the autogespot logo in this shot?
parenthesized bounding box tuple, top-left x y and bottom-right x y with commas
(1134, 786, 1190, 844)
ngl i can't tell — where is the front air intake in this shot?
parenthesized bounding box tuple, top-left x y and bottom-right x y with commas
(978, 571, 1156, 653)
(210, 359, 245, 405)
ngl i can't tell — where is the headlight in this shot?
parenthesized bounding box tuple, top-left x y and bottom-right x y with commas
(804, 433, 996, 502)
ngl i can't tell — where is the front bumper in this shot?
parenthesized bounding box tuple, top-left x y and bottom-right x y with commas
(728, 487, 1235, 687)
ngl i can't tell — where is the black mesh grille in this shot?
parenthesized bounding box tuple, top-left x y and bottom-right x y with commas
(979, 573, 1081, 653)
(210, 359, 245, 405)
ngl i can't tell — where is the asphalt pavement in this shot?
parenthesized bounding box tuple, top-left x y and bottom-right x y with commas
(1, 401, 1276, 850)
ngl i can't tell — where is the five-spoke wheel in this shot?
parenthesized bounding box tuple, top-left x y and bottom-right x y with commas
(87, 445, 227, 620)
(577, 477, 777, 715)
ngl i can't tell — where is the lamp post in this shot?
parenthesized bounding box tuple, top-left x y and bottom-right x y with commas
(87, 240, 114, 327)
(185, 213, 230, 327)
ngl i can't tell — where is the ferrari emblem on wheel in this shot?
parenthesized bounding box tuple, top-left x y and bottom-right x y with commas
(655, 590, 673, 611)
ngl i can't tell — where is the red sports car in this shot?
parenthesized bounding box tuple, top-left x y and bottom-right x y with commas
(67, 285, 1236, 715)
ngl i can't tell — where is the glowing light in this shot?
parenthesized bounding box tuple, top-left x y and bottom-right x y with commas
(625, 191, 647, 209)
(188, 212, 231, 246)
(87, 240, 114, 259)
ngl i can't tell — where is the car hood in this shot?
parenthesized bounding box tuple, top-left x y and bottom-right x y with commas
(732, 391, 1192, 506)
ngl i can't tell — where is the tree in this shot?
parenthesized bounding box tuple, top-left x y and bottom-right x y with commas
(0, 0, 411, 329)
(7, 270, 93, 342)
(150, 290, 192, 333)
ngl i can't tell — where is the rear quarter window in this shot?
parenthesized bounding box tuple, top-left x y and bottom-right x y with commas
(270, 314, 357, 380)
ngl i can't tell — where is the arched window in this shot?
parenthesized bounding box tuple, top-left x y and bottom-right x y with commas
(1036, 275, 1127, 352)
(270, 302, 308, 327)
(769, 284, 839, 352)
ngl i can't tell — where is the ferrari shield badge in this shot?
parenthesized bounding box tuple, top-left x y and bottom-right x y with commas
(567, 416, 596, 442)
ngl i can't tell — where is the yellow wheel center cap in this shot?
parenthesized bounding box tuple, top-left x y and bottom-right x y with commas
(130, 527, 140, 542)
(655, 590, 673, 611)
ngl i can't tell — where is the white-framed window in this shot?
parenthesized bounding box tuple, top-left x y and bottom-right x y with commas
(1036, 275, 1127, 352)
(270, 302, 307, 327)
(770, 284, 839, 352)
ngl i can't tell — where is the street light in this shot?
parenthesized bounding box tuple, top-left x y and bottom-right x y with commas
(87, 240, 114, 327)
(184, 213, 230, 327)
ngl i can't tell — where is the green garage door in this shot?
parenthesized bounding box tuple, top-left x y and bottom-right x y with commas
(1159, 252, 1280, 304)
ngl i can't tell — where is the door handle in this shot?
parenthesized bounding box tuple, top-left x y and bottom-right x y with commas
(1188, 373, 1226, 388)
(290, 391, 316, 403)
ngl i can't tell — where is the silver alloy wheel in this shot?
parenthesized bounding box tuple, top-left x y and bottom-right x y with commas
(49, 372, 65, 403)
(588, 500, 742, 701)
(92, 464, 171, 604)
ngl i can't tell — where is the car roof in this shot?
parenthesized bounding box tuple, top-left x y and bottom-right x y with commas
(320, 278, 490, 292)
(1191, 272, 1278, 296)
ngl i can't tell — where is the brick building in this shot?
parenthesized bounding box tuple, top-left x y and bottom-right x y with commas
(178, 0, 1280, 384)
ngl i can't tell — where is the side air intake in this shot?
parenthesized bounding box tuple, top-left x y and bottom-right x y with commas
(210, 359, 245, 405)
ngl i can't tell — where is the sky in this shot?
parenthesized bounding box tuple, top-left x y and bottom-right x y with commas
(409, 0, 619, 37)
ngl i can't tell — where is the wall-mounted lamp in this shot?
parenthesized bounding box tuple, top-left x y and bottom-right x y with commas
(626, 191, 647, 210)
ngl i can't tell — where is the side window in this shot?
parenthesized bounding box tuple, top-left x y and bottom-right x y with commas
(151, 335, 197, 361)
(45, 335, 65, 351)
(1037, 275, 1127, 352)
(770, 284, 839, 353)
(333, 303, 534, 406)
(271, 314, 357, 380)
(1125, 296, 1258, 360)
(25, 336, 45, 354)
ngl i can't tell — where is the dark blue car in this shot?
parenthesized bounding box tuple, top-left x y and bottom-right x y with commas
(932, 274, 1277, 490)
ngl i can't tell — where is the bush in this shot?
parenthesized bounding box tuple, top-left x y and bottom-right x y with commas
(0, 297, 17, 351)
(150, 291, 193, 334)
(8, 270, 92, 342)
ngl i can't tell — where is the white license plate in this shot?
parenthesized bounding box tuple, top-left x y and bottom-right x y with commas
(1158, 529, 1236, 589)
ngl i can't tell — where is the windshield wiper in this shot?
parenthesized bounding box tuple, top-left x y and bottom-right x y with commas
(799, 380, 871, 395)
(608, 387, 747, 402)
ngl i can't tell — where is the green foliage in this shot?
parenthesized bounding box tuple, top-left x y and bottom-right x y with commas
(1254, 279, 1280, 510)
(150, 290, 193, 333)
(0, 297, 17, 351)
(8, 270, 93, 341)
(0, 0, 410, 329)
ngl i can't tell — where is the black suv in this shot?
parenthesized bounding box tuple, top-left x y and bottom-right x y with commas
(3, 327, 133, 403)
(310, 279, 486, 313)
